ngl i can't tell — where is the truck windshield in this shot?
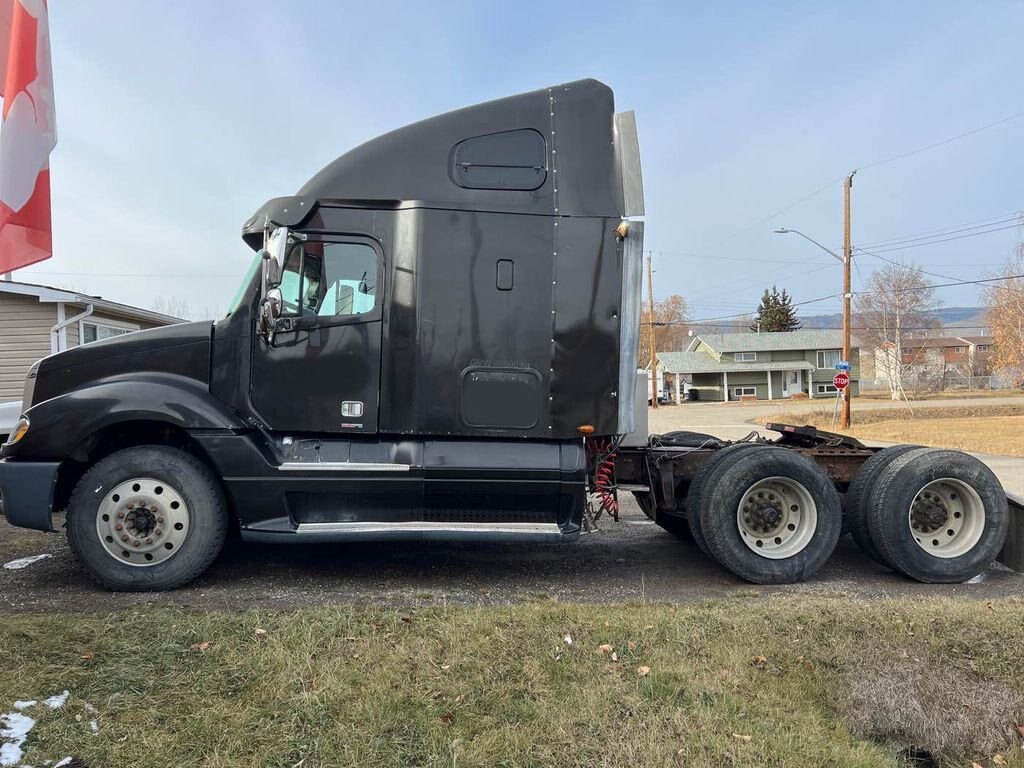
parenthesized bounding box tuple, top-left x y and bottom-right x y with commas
(225, 254, 261, 316)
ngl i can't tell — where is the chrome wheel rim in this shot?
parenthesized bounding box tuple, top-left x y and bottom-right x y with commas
(736, 476, 817, 559)
(95, 477, 190, 566)
(909, 478, 984, 559)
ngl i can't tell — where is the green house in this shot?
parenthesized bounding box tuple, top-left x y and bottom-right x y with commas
(657, 330, 860, 402)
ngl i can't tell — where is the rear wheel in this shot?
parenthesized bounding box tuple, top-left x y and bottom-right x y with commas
(845, 444, 920, 565)
(867, 448, 1008, 583)
(698, 446, 843, 584)
(685, 442, 772, 557)
(67, 445, 228, 591)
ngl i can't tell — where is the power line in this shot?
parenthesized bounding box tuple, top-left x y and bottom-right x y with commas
(857, 110, 1024, 172)
(855, 246, 1024, 295)
(692, 177, 845, 256)
(856, 212, 1020, 249)
(856, 222, 1020, 254)
(691, 111, 1024, 257)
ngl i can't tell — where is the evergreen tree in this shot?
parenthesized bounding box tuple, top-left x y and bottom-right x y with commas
(750, 285, 802, 332)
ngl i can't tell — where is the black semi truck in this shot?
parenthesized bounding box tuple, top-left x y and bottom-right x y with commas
(0, 79, 1018, 590)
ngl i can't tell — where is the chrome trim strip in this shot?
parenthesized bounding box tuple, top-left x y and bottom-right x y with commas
(295, 521, 561, 535)
(278, 462, 410, 472)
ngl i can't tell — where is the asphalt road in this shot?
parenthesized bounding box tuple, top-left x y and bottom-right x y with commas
(2, 497, 1021, 614)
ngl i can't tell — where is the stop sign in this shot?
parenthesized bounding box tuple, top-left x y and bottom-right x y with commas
(833, 372, 850, 390)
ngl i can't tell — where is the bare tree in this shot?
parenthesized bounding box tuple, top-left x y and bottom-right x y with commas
(982, 229, 1024, 387)
(855, 263, 941, 400)
(640, 293, 691, 364)
(151, 296, 193, 320)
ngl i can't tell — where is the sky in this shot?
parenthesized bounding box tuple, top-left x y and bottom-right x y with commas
(15, 0, 1024, 323)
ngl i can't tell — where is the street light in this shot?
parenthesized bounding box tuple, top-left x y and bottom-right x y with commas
(774, 223, 853, 428)
(773, 228, 843, 263)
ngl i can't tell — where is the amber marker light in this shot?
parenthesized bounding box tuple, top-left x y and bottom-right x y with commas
(577, 425, 595, 435)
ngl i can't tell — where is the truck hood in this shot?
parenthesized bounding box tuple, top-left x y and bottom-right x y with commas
(31, 321, 213, 407)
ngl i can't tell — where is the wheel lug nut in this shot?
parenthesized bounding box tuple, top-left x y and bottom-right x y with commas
(145, 538, 153, 545)
(115, 524, 123, 531)
(157, 517, 165, 524)
(121, 534, 129, 542)
(117, 511, 125, 519)
(154, 528, 162, 536)
(133, 541, 141, 548)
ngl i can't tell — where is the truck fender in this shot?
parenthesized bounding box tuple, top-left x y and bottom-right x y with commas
(18, 373, 245, 460)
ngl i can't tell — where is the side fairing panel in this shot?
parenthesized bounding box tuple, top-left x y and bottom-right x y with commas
(410, 209, 555, 437)
(550, 216, 622, 436)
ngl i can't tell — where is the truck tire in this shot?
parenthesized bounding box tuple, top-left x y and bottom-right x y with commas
(686, 442, 772, 557)
(866, 448, 1008, 583)
(66, 445, 228, 591)
(698, 446, 843, 584)
(845, 444, 920, 565)
(632, 490, 691, 540)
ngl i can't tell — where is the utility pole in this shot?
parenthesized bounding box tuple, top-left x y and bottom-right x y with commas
(646, 251, 658, 409)
(841, 171, 856, 429)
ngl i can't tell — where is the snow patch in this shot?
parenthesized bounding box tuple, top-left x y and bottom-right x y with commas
(967, 572, 988, 584)
(11, 702, 35, 711)
(2, 554, 52, 571)
(43, 692, 68, 710)
(0, 710, 36, 767)
(54, 759, 74, 767)
(89, 720, 98, 734)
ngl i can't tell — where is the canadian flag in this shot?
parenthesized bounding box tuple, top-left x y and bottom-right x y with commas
(0, 0, 55, 274)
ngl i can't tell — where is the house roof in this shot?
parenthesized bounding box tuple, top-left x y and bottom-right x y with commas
(0, 280, 185, 325)
(685, 329, 847, 354)
(902, 335, 995, 349)
(657, 351, 815, 374)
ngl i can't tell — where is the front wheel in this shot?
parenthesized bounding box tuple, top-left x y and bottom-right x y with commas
(67, 445, 228, 591)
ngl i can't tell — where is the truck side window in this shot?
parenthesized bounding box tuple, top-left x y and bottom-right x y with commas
(280, 242, 378, 319)
(317, 242, 378, 317)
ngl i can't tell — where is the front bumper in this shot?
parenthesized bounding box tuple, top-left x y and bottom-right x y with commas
(0, 459, 60, 532)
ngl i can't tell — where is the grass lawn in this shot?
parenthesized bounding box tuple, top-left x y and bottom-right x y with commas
(2, 599, 1023, 767)
(760, 404, 1024, 457)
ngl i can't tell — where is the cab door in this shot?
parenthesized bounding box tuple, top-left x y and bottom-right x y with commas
(250, 235, 384, 433)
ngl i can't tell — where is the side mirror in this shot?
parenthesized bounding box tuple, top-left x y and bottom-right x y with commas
(259, 287, 283, 342)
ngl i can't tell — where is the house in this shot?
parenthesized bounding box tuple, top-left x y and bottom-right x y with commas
(872, 335, 994, 390)
(656, 330, 860, 402)
(0, 280, 184, 401)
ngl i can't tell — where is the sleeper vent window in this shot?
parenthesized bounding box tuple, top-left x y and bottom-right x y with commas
(452, 129, 547, 191)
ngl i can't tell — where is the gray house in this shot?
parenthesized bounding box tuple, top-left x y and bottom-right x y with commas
(0, 280, 183, 402)
(657, 330, 860, 402)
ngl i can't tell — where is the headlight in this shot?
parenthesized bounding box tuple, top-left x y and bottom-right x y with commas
(5, 416, 29, 446)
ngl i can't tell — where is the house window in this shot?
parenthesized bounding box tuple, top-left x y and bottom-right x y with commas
(816, 350, 841, 368)
(733, 386, 757, 396)
(734, 352, 756, 362)
(977, 345, 990, 351)
(816, 383, 839, 394)
(953, 346, 966, 353)
(82, 321, 136, 344)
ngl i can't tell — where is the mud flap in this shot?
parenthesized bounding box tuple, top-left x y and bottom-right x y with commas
(997, 493, 1024, 573)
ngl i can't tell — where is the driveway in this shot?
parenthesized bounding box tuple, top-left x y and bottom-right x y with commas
(2, 500, 1022, 614)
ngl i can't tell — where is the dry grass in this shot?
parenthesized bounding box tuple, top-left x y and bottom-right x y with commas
(2, 599, 1024, 767)
(844, 661, 1024, 758)
(852, 416, 1024, 457)
(758, 404, 1024, 456)
(859, 389, 1024, 401)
